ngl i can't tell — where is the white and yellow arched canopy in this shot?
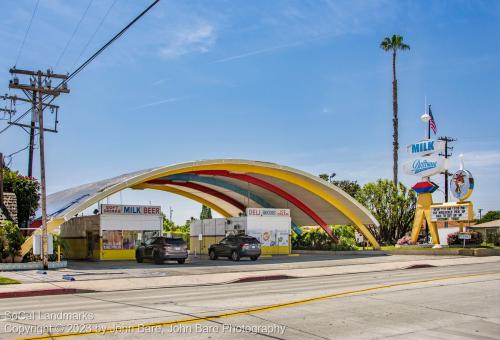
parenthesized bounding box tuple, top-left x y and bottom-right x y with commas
(23, 159, 380, 254)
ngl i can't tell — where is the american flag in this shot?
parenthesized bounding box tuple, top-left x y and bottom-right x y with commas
(429, 105, 437, 134)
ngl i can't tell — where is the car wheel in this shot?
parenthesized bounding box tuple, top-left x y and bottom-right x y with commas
(153, 251, 163, 265)
(250, 256, 259, 261)
(231, 250, 240, 262)
(135, 250, 144, 263)
(177, 259, 186, 264)
(209, 250, 218, 260)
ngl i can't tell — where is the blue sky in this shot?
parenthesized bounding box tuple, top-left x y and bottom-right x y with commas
(1, 0, 499, 223)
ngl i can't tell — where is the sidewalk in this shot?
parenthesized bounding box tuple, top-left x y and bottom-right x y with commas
(1, 255, 498, 298)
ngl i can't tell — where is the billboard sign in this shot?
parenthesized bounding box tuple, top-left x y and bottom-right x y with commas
(403, 156, 448, 177)
(407, 139, 446, 156)
(430, 202, 473, 222)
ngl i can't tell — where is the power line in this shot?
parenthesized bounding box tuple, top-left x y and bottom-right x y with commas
(66, 0, 161, 83)
(14, 0, 40, 66)
(54, 0, 94, 69)
(1, 0, 161, 136)
(72, 0, 118, 69)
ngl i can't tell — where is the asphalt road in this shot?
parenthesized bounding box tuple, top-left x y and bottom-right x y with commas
(1, 262, 499, 339)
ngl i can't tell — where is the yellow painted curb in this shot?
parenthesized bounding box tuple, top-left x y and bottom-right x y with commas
(17, 271, 500, 340)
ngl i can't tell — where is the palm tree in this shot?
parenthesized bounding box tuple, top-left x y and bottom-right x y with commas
(380, 35, 410, 185)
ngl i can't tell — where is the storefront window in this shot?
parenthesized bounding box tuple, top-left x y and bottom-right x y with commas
(102, 230, 123, 250)
(122, 231, 138, 250)
(102, 230, 161, 250)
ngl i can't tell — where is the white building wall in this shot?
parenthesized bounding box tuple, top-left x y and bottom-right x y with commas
(100, 214, 162, 232)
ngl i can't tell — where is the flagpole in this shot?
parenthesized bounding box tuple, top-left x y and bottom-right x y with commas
(424, 96, 427, 139)
(427, 104, 431, 139)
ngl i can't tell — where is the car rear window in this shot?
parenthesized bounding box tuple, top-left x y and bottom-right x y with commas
(239, 237, 259, 244)
(165, 238, 186, 245)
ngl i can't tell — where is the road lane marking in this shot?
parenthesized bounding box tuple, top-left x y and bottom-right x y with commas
(17, 271, 500, 340)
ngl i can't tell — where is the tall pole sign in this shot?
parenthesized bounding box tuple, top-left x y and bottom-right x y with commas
(406, 105, 475, 246)
(404, 106, 442, 245)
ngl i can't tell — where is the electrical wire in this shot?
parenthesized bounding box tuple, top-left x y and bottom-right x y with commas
(3, 145, 30, 167)
(54, 0, 94, 69)
(72, 0, 118, 69)
(0, 0, 160, 136)
(14, 0, 40, 67)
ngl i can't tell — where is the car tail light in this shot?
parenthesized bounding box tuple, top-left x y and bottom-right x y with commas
(240, 243, 249, 248)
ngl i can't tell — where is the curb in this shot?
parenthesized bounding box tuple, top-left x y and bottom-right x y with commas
(0, 288, 82, 299)
(232, 274, 292, 283)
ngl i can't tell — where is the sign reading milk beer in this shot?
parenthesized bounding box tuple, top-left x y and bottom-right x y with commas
(100, 204, 161, 215)
(403, 156, 447, 178)
(406, 139, 446, 157)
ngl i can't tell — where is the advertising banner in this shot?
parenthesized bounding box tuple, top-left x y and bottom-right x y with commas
(406, 139, 446, 156)
(403, 156, 448, 177)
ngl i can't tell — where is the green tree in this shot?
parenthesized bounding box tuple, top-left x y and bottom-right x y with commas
(2, 168, 40, 228)
(2, 221, 25, 262)
(200, 205, 212, 219)
(318, 174, 361, 198)
(380, 35, 410, 185)
(163, 217, 176, 233)
(477, 211, 500, 224)
(356, 179, 416, 245)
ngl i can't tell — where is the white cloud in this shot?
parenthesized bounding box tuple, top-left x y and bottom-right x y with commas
(132, 96, 189, 110)
(159, 23, 216, 59)
(459, 150, 500, 169)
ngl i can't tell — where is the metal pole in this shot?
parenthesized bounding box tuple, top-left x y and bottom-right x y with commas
(444, 138, 449, 229)
(37, 72, 49, 270)
(0, 152, 3, 206)
(427, 105, 431, 140)
(28, 90, 36, 178)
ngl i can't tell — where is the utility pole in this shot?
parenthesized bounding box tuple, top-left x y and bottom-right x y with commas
(438, 136, 456, 202)
(169, 206, 173, 222)
(8, 68, 69, 270)
(438, 136, 456, 229)
(0, 152, 3, 207)
(478, 208, 483, 221)
(2, 93, 60, 178)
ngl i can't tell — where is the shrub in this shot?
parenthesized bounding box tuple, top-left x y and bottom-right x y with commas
(291, 226, 357, 251)
(447, 231, 483, 246)
(396, 235, 415, 246)
(2, 221, 25, 262)
(496, 234, 500, 247)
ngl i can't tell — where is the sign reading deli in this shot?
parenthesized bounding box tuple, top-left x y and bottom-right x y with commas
(100, 204, 161, 215)
(407, 139, 446, 156)
(246, 208, 291, 217)
(430, 202, 473, 222)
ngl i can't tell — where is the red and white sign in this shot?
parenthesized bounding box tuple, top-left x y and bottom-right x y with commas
(100, 204, 161, 215)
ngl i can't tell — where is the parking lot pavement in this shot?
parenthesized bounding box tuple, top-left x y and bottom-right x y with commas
(0, 253, 488, 284)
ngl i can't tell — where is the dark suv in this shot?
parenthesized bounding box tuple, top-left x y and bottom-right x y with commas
(136, 237, 188, 264)
(208, 235, 261, 261)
